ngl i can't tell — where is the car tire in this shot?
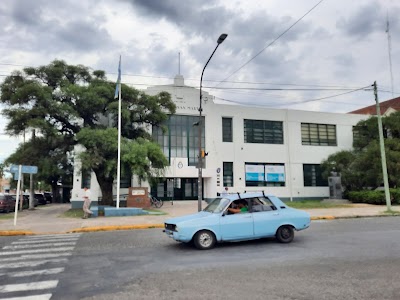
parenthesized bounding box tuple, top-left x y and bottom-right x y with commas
(276, 225, 294, 243)
(193, 230, 216, 250)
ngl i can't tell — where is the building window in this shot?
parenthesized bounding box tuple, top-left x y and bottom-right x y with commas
(222, 117, 233, 142)
(244, 119, 283, 144)
(81, 170, 91, 189)
(223, 162, 233, 187)
(245, 163, 285, 187)
(152, 115, 205, 167)
(303, 164, 327, 186)
(120, 169, 132, 188)
(301, 123, 337, 146)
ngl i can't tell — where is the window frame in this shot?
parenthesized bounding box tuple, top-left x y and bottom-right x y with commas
(244, 119, 283, 144)
(301, 123, 337, 146)
(222, 117, 233, 142)
(223, 162, 234, 187)
(303, 164, 328, 187)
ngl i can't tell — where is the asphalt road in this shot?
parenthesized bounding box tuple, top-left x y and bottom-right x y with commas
(1, 217, 399, 300)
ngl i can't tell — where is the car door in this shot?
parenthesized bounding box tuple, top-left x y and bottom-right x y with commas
(251, 197, 282, 237)
(219, 200, 254, 240)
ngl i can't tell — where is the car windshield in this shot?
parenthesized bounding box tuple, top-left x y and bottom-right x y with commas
(203, 198, 230, 213)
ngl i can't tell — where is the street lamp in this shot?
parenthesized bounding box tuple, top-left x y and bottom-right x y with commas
(198, 33, 228, 212)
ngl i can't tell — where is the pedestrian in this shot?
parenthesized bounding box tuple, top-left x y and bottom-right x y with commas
(82, 187, 93, 219)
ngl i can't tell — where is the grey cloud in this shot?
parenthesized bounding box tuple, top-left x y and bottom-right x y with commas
(336, 2, 385, 38)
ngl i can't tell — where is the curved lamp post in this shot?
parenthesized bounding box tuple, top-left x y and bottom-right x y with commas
(198, 33, 228, 212)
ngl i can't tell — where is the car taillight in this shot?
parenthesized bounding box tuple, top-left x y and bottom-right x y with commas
(0, 201, 4, 204)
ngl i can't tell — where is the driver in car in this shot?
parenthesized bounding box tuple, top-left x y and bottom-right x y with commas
(227, 200, 248, 214)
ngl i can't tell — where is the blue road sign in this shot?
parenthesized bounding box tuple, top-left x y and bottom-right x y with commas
(10, 165, 38, 174)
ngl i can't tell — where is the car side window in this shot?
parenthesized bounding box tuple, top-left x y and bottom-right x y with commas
(251, 197, 277, 212)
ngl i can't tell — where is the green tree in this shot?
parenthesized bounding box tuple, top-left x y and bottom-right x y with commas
(0, 60, 175, 205)
(322, 111, 400, 192)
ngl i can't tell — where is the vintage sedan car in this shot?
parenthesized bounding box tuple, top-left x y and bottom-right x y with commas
(164, 192, 311, 250)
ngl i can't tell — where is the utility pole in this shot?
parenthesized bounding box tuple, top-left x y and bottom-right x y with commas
(373, 81, 391, 210)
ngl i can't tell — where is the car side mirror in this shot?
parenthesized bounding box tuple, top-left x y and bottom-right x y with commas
(222, 210, 228, 217)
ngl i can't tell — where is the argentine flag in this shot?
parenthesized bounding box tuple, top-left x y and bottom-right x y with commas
(114, 56, 121, 99)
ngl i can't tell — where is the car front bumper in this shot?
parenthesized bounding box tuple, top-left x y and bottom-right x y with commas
(163, 229, 191, 243)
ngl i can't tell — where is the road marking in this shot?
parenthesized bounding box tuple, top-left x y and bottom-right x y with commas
(23, 234, 81, 239)
(0, 258, 68, 269)
(12, 238, 79, 244)
(0, 253, 72, 263)
(0, 294, 52, 300)
(0, 280, 58, 292)
(0, 267, 65, 278)
(0, 247, 74, 256)
(4, 242, 76, 250)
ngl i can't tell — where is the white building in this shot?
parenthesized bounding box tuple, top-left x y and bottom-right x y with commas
(70, 75, 366, 207)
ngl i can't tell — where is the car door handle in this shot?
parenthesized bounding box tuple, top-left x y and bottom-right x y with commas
(243, 216, 252, 218)
(273, 213, 279, 216)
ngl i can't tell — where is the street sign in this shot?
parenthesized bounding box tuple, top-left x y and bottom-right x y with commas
(10, 165, 38, 174)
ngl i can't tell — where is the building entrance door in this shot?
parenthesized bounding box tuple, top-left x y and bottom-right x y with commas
(152, 178, 202, 200)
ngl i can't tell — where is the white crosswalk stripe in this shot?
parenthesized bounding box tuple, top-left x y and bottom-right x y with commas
(0, 267, 65, 277)
(0, 253, 72, 263)
(0, 233, 81, 299)
(0, 258, 68, 269)
(4, 242, 77, 249)
(0, 294, 52, 300)
(0, 247, 74, 256)
(11, 238, 79, 245)
(22, 234, 81, 240)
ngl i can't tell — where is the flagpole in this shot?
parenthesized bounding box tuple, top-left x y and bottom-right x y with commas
(116, 56, 122, 209)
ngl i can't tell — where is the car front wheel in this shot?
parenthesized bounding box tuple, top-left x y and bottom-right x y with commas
(193, 230, 216, 250)
(276, 225, 294, 243)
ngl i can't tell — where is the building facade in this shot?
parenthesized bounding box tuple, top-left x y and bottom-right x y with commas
(70, 75, 367, 207)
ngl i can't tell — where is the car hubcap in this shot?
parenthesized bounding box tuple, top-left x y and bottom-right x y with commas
(281, 227, 290, 239)
(199, 233, 212, 247)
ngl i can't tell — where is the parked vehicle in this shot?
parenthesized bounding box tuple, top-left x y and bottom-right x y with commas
(0, 193, 15, 213)
(43, 192, 53, 203)
(9, 194, 30, 209)
(163, 192, 311, 250)
(34, 193, 47, 205)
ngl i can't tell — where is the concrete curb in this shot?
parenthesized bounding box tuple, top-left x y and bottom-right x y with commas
(310, 216, 335, 220)
(0, 231, 35, 236)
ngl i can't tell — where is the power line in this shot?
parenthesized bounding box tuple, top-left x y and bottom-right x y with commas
(214, 85, 371, 108)
(210, 0, 326, 90)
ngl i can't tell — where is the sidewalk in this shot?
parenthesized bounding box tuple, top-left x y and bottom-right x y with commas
(0, 201, 399, 236)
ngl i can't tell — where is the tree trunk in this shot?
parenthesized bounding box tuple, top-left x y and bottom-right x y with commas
(96, 173, 114, 206)
(51, 182, 58, 203)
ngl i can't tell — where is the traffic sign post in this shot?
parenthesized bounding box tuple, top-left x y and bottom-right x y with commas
(14, 165, 22, 226)
(10, 165, 39, 223)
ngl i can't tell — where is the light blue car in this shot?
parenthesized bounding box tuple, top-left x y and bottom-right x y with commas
(164, 192, 311, 250)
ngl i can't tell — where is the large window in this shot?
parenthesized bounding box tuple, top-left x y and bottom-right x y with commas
(223, 162, 233, 187)
(81, 170, 91, 189)
(120, 169, 132, 188)
(303, 164, 327, 186)
(152, 115, 205, 166)
(244, 120, 283, 144)
(301, 123, 337, 146)
(222, 117, 233, 142)
(245, 163, 285, 187)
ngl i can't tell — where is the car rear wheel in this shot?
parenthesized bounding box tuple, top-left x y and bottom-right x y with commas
(193, 230, 216, 250)
(276, 225, 294, 243)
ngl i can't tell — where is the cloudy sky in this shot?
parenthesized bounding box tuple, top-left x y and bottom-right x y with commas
(0, 0, 399, 161)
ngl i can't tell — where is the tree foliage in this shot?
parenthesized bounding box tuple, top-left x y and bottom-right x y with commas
(0, 60, 176, 205)
(321, 111, 400, 192)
